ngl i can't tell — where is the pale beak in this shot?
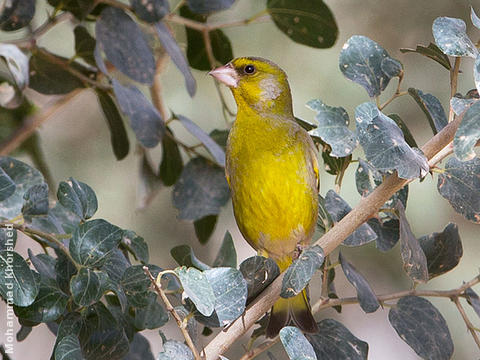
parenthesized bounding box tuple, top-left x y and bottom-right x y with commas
(208, 63, 239, 88)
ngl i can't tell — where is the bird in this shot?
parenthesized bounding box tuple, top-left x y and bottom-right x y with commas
(209, 57, 319, 338)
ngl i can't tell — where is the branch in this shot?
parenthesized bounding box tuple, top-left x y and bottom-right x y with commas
(203, 110, 464, 360)
(453, 296, 480, 349)
(0, 222, 80, 271)
(143, 266, 202, 360)
(448, 57, 461, 123)
(0, 89, 84, 156)
(244, 275, 480, 360)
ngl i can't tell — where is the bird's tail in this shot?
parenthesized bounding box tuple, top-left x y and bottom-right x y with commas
(266, 289, 318, 338)
(265, 255, 318, 338)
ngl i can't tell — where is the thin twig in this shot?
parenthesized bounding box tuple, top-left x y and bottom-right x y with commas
(0, 89, 84, 156)
(203, 110, 465, 360)
(0, 223, 80, 270)
(143, 266, 202, 360)
(150, 53, 170, 121)
(244, 275, 480, 360)
(448, 57, 461, 123)
(453, 296, 480, 349)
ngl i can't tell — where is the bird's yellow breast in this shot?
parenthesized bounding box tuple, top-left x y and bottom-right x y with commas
(226, 109, 318, 264)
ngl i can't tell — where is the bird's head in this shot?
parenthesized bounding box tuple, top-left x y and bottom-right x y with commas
(209, 57, 293, 116)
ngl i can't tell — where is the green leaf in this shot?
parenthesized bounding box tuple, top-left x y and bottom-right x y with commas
(367, 218, 399, 252)
(96, 89, 130, 160)
(14, 278, 68, 322)
(209, 129, 230, 149)
(112, 79, 165, 148)
(121, 264, 161, 308)
(173, 157, 230, 221)
(325, 190, 377, 246)
(194, 215, 217, 244)
(131, 0, 169, 23)
(267, 0, 337, 49)
(453, 99, 480, 161)
(28, 249, 56, 280)
(134, 297, 169, 330)
(281, 245, 324, 298)
(451, 96, 477, 116)
(28, 51, 91, 95)
(170, 245, 210, 270)
(55, 250, 78, 294)
(55, 335, 83, 360)
(355, 158, 408, 209)
(57, 177, 97, 220)
(121, 230, 149, 264)
(175, 306, 198, 344)
(239, 256, 280, 302)
(0, 250, 38, 305)
(389, 296, 453, 360)
(0, 0, 35, 31)
(438, 157, 480, 222)
(70, 267, 101, 306)
(177, 114, 226, 167)
(0, 167, 15, 201)
(204, 267, 247, 325)
(22, 183, 49, 217)
(432, 17, 478, 58)
(125, 333, 154, 360)
(97, 270, 128, 312)
(408, 88, 447, 134)
(465, 287, 480, 319)
(70, 219, 123, 267)
(82, 328, 129, 360)
(306, 319, 369, 359)
(400, 43, 451, 70)
(176, 266, 215, 316)
(186, 0, 235, 14)
(47, 0, 96, 20)
(74, 25, 96, 66)
(339, 252, 379, 313)
(279, 326, 317, 360)
(355, 102, 429, 180)
(181, 6, 233, 71)
(155, 22, 196, 96)
(339, 36, 400, 97)
(0, 227, 16, 251)
(316, 194, 333, 236)
(396, 202, 428, 283)
(306, 99, 358, 157)
(137, 151, 163, 210)
(0, 157, 44, 220)
(387, 114, 418, 149)
(213, 231, 236, 268)
(16, 325, 32, 342)
(323, 258, 341, 313)
(157, 340, 194, 360)
(96, 7, 155, 84)
(472, 7, 480, 29)
(380, 57, 403, 78)
(159, 127, 183, 186)
(101, 249, 130, 283)
(418, 223, 462, 280)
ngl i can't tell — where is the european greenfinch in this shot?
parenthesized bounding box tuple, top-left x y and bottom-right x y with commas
(209, 57, 319, 338)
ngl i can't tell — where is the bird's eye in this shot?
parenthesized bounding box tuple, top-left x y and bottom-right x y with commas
(244, 64, 255, 74)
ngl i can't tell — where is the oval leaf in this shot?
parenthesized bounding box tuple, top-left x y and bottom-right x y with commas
(159, 127, 183, 186)
(57, 177, 98, 220)
(339, 252, 379, 313)
(267, 0, 338, 49)
(437, 156, 480, 223)
(187, 0, 235, 14)
(389, 296, 453, 360)
(0, 250, 39, 306)
(132, 0, 169, 23)
(306, 319, 369, 359)
(96, 7, 155, 84)
(400, 43, 451, 70)
(355, 102, 429, 179)
(0, 0, 35, 31)
(340, 36, 399, 97)
(74, 25, 96, 67)
(176, 266, 215, 317)
(0, 167, 15, 201)
(306, 99, 358, 157)
(69, 219, 123, 267)
(193, 215, 217, 244)
(55, 335, 83, 360)
(158, 340, 194, 360)
(172, 157, 230, 221)
(432, 17, 478, 58)
(0, 43, 29, 89)
(170, 244, 210, 271)
(70, 267, 101, 306)
(408, 88, 447, 134)
(22, 183, 49, 218)
(112, 79, 165, 148)
(453, 99, 480, 161)
(239, 256, 280, 302)
(281, 245, 324, 298)
(213, 231, 237, 268)
(279, 326, 317, 360)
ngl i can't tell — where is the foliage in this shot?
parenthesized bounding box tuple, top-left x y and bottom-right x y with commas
(1, 1, 480, 360)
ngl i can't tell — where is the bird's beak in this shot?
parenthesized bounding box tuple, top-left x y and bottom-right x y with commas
(208, 63, 239, 88)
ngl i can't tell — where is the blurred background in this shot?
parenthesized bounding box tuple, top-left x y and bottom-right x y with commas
(1, 0, 480, 359)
